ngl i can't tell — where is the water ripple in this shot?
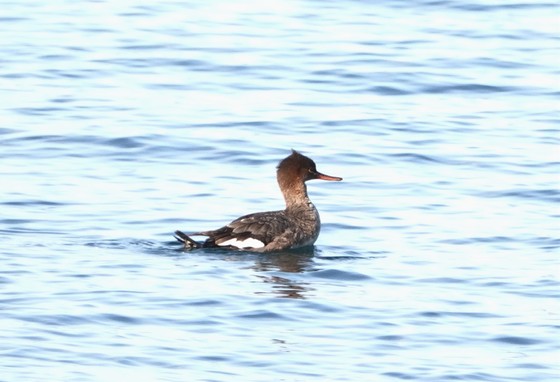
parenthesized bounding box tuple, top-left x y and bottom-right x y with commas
(478, 189, 560, 203)
(309, 269, 372, 281)
(1, 0, 558, 380)
(492, 336, 542, 346)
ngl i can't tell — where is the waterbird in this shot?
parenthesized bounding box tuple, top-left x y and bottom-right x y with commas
(174, 150, 342, 252)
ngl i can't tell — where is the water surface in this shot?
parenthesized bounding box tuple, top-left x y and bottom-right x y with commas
(1, 1, 558, 381)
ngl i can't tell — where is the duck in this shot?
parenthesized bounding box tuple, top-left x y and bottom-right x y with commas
(174, 150, 342, 252)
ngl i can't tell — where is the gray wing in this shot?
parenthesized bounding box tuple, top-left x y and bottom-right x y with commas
(198, 211, 292, 248)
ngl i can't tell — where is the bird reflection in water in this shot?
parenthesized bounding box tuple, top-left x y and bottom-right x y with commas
(250, 247, 317, 299)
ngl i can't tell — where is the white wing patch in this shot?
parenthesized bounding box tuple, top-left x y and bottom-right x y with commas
(219, 237, 265, 249)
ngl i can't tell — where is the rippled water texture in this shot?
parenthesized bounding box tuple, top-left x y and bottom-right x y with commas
(1, 1, 559, 381)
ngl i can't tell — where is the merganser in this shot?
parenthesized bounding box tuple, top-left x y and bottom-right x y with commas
(174, 150, 342, 252)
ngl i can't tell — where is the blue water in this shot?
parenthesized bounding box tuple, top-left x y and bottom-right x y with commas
(1, 1, 559, 381)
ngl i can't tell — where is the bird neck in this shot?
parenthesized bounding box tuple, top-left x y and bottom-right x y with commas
(278, 178, 311, 209)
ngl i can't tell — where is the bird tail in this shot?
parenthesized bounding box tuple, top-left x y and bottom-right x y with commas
(174, 230, 201, 249)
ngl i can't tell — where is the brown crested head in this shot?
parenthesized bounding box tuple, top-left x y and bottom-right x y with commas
(277, 150, 342, 188)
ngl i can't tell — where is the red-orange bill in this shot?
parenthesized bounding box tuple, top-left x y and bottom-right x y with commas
(315, 171, 342, 181)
